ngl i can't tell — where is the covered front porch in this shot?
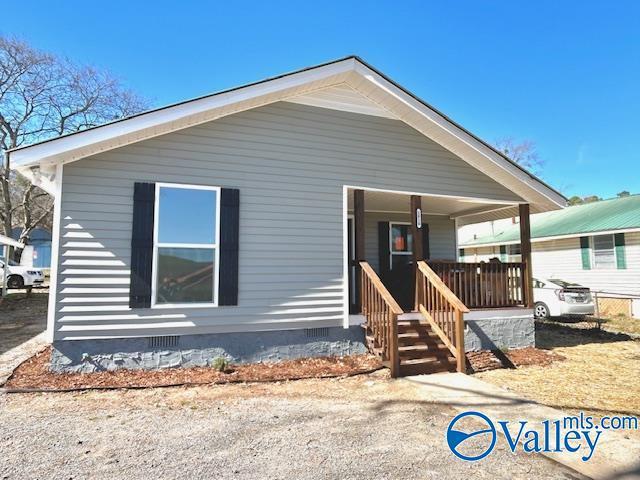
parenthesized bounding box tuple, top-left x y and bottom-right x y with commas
(345, 187, 535, 377)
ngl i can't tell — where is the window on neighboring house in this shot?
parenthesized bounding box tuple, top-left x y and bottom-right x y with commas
(592, 234, 616, 269)
(152, 183, 221, 306)
(508, 244, 522, 262)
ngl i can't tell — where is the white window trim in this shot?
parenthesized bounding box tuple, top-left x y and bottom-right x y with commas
(389, 221, 413, 270)
(590, 234, 617, 270)
(151, 182, 221, 309)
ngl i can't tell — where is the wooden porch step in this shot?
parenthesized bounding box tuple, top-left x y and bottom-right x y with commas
(398, 357, 457, 376)
(364, 316, 458, 376)
(397, 331, 441, 343)
(397, 320, 434, 333)
(398, 344, 451, 360)
(397, 319, 423, 327)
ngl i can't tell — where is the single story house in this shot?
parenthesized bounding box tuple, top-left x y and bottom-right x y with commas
(460, 195, 640, 318)
(8, 56, 566, 376)
(12, 227, 53, 270)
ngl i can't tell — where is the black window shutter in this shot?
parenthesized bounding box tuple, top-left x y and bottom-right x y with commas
(378, 222, 390, 273)
(129, 182, 155, 308)
(218, 188, 240, 306)
(422, 224, 430, 260)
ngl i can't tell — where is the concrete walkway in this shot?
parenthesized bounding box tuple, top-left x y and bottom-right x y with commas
(0, 332, 48, 386)
(405, 373, 640, 480)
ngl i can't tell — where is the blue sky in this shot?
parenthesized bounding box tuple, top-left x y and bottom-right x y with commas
(10, 1, 639, 198)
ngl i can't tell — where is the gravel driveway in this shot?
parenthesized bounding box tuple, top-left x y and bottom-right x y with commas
(0, 372, 583, 479)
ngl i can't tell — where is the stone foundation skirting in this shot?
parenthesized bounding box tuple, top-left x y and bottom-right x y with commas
(464, 310, 535, 351)
(50, 326, 367, 373)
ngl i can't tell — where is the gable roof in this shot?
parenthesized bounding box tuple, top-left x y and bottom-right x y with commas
(7, 56, 565, 211)
(462, 195, 640, 247)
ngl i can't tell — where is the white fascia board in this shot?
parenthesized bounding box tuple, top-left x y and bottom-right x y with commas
(450, 204, 518, 220)
(461, 240, 524, 248)
(9, 58, 356, 168)
(347, 64, 566, 210)
(9, 56, 565, 212)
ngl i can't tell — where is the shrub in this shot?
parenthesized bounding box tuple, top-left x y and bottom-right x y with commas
(211, 357, 229, 372)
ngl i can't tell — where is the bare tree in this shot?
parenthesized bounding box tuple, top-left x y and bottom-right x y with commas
(0, 36, 147, 247)
(494, 137, 544, 176)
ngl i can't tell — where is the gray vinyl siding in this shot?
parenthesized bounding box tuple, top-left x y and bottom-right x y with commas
(54, 102, 522, 340)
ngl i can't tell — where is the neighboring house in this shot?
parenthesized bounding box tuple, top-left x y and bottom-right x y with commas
(12, 227, 52, 270)
(1, 234, 26, 296)
(460, 195, 640, 318)
(7, 56, 566, 376)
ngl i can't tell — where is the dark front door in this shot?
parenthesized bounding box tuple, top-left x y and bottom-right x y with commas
(378, 221, 430, 311)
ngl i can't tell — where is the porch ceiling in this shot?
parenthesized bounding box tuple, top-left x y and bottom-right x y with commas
(346, 189, 516, 219)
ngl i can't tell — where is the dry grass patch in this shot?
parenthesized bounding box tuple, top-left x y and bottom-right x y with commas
(601, 314, 640, 335)
(476, 321, 640, 418)
(467, 347, 564, 373)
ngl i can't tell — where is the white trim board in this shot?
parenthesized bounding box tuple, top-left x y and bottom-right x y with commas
(9, 56, 565, 212)
(345, 209, 450, 216)
(342, 185, 349, 328)
(150, 182, 222, 309)
(46, 164, 64, 342)
(342, 184, 520, 206)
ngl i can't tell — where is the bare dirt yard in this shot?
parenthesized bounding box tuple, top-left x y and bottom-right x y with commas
(0, 372, 585, 480)
(0, 292, 633, 478)
(0, 289, 48, 354)
(476, 320, 640, 418)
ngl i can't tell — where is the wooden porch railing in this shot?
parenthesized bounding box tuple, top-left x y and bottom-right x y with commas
(416, 261, 469, 373)
(360, 261, 403, 378)
(428, 261, 525, 309)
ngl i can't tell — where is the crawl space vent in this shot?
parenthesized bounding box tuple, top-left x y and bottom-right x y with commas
(148, 336, 180, 349)
(305, 327, 329, 338)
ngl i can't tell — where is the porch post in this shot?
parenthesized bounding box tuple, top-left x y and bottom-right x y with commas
(411, 195, 424, 310)
(519, 203, 534, 307)
(354, 189, 365, 312)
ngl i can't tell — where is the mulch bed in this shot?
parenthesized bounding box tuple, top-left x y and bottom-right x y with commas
(467, 347, 564, 373)
(3, 347, 383, 392)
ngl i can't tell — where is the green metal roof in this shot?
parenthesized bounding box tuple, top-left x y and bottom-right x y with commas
(462, 195, 640, 246)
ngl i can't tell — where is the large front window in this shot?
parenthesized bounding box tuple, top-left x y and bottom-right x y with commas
(152, 183, 220, 307)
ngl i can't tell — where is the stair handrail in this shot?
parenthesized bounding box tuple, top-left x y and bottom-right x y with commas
(416, 260, 469, 373)
(360, 261, 402, 377)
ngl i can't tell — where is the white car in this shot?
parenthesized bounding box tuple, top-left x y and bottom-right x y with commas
(533, 278, 595, 319)
(0, 259, 45, 289)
